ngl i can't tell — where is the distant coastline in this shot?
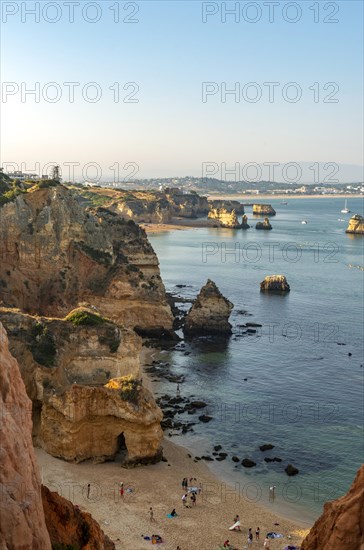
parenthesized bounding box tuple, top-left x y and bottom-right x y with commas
(206, 193, 363, 200)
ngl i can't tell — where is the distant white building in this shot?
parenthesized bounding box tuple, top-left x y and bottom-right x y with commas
(7, 171, 39, 181)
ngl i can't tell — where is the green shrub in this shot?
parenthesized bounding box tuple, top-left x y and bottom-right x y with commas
(65, 309, 105, 327)
(30, 322, 57, 367)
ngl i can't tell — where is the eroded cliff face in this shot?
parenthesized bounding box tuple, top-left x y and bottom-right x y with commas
(0, 185, 173, 331)
(252, 203, 276, 216)
(0, 308, 163, 464)
(0, 322, 51, 550)
(346, 214, 364, 234)
(184, 279, 233, 335)
(208, 199, 245, 214)
(113, 196, 172, 223)
(301, 465, 364, 550)
(41, 379, 163, 464)
(208, 208, 242, 228)
(42, 485, 115, 550)
(165, 188, 209, 218)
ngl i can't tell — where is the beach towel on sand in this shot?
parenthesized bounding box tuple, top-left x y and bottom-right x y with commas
(267, 532, 283, 539)
(229, 520, 241, 530)
(167, 514, 177, 518)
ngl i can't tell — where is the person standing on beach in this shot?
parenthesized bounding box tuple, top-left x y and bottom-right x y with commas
(182, 493, 187, 507)
(247, 531, 253, 545)
(269, 485, 276, 501)
(263, 537, 270, 548)
(149, 507, 155, 522)
(255, 527, 260, 540)
(120, 482, 124, 499)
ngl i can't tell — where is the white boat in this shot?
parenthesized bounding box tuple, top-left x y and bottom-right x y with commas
(280, 201, 288, 205)
(301, 220, 308, 224)
(341, 200, 350, 214)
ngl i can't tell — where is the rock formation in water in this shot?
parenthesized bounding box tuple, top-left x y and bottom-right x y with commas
(0, 184, 173, 333)
(208, 208, 240, 228)
(42, 485, 115, 549)
(0, 308, 163, 464)
(260, 275, 290, 292)
(255, 217, 272, 230)
(209, 199, 245, 214)
(0, 321, 52, 549)
(253, 203, 276, 216)
(301, 465, 364, 550)
(346, 214, 364, 234)
(184, 279, 233, 335)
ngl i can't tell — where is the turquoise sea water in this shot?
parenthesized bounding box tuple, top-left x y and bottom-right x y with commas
(148, 198, 364, 524)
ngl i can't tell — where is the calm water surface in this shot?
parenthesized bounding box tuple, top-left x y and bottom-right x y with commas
(148, 198, 364, 524)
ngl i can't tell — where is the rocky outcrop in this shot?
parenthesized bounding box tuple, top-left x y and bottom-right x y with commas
(0, 309, 163, 464)
(256, 217, 272, 230)
(41, 377, 163, 464)
(253, 203, 276, 216)
(113, 196, 172, 223)
(184, 279, 233, 335)
(0, 322, 52, 549)
(260, 275, 290, 292)
(346, 214, 364, 234)
(208, 208, 250, 229)
(0, 184, 173, 332)
(209, 199, 245, 214)
(301, 465, 364, 550)
(208, 208, 240, 228)
(165, 188, 209, 218)
(42, 485, 115, 549)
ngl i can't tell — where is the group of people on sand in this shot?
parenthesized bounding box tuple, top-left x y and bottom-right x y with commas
(223, 519, 272, 548)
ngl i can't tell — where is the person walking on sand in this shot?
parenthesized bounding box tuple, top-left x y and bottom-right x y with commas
(255, 526, 260, 540)
(120, 482, 124, 498)
(263, 537, 270, 548)
(182, 493, 187, 507)
(247, 531, 253, 545)
(149, 507, 155, 522)
(269, 485, 276, 501)
(87, 483, 91, 499)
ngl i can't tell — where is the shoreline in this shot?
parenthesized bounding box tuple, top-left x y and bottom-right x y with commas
(142, 348, 316, 530)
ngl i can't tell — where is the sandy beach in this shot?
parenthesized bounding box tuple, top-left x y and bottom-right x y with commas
(36, 439, 309, 550)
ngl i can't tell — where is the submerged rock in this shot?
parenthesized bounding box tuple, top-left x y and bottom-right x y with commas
(184, 279, 233, 335)
(260, 275, 290, 293)
(301, 465, 364, 550)
(242, 458, 256, 468)
(346, 214, 364, 234)
(260, 444, 275, 451)
(285, 464, 299, 476)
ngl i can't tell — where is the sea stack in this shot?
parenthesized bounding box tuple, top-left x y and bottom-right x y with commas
(184, 279, 233, 335)
(256, 217, 272, 230)
(208, 207, 248, 229)
(253, 203, 276, 216)
(346, 214, 364, 234)
(260, 275, 290, 293)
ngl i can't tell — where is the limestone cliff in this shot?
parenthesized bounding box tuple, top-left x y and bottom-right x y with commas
(346, 214, 364, 234)
(260, 275, 290, 292)
(256, 217, 272, 230)
(301, 465, 364, 550)
(184, 279, 233, 335)
(0, 308, 163, 464)
(165, 188, 209, 218)
(42, 485, 115, 549)
(253, 203, 276, 216)
(41, 377, 163, 464)
(112, 196, 172, 223)
(208, 207, 249, 229)
(0, 184, 173, 332)
(209, 199, 245, 214)
(0, 321, 51, 549)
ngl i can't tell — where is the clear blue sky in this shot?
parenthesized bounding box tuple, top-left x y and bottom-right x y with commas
(1, 0, 363, 182)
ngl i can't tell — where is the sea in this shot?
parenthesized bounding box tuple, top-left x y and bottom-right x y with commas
(147, 197, 364, 525)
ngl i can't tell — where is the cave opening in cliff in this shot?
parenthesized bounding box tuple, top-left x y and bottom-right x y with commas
(115, 432, 128, 463)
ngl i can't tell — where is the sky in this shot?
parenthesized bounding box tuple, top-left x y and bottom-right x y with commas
(1, 0, 363, 183)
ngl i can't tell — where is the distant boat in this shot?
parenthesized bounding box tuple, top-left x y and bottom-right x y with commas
(280, 201, 288, 205)
(338, 218, 345, 221)
(341, 200, 350, 214)
(301, 220, 308, 224)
